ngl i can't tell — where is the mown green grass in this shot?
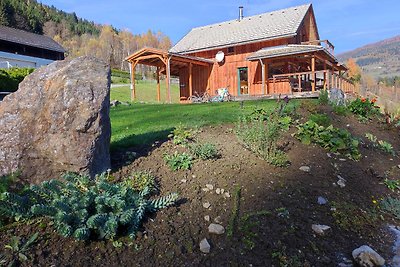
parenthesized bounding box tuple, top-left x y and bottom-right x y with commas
(110, 81, 180, 103)
(110, 99, 298, 151)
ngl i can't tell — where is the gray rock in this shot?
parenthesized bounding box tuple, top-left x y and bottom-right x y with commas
(204, 215, 210, 222)
(337, 176, 346, 188)
(224, 192, 231, 198)
(206, 184, 214, 190)
(214, 216, 222, 224)
(199, 238, 210, 253)
(203, 202, 211, 209)
(215, 188, 221, 194)
(0, 57, 111, 183)
(352, 245, 385, 267)
(329, 88, 345, 106)
(318, 196, 328, 205)
(208, 223, 225, 235)
(312, 224, 331, 235)
(300, 166, 311, 172)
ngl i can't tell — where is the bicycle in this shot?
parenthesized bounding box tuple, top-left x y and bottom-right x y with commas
(209, 87, 234, 102)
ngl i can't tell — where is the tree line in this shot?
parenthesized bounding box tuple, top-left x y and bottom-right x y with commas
(0, 0, 172, 71)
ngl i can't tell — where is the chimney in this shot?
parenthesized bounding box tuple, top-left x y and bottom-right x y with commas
(239, 6, 244, 21)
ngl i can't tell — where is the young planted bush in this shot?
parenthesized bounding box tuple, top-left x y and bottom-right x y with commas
(190, 143, 219, 160)
(365, 133, 395, 155)
(380, 197, 400, 219)
(164, 152, 193, 170)
(295, 120, 361, 160)
(318, 89, 329, 105)
(236, 105, 291, 167)
(348, 97, 379, 118)
(0, 173, 178, 241)
(169, 124, 195, 147)
(124, 171, 158, 192)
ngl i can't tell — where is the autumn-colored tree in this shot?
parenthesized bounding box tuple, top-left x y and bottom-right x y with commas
(346, 58, 362, 83)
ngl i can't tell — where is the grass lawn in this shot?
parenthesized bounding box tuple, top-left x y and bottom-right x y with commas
(110, 80, 180, 103)
(110, 99, 300, 151)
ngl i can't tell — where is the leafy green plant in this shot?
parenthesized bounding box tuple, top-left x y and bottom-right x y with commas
(0, 68, 34, 92)
(2, 232, 38, 266)
(318, 89, 329, 105)
(348, 97, 379, 118)
(0, 173, 178, 241)
(365, 133, 395, 155)
(295, 120, 361, 160)
(0, 173, 19, 194)
(333, 105, 349, 116)
(164, 152, 193, 171)
(124, 171, 158, 192)
(384, 179, 400, 192)
(189, 143, 219, 160)
(168, 125, 195, 147)
(309, 113, 331, 127)
(380, 197, 400, 219)
(236, 105, 290, 167)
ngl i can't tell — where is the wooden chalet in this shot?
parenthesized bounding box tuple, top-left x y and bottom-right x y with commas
(126, 4, 355, 103)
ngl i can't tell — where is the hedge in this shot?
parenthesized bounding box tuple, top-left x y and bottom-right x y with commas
(0, 68, 34, 92)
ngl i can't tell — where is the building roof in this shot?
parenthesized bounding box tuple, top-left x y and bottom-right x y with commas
(0, 26, 65, 53)
(247, 44, 331, 60)
(170, 4, 312, 54)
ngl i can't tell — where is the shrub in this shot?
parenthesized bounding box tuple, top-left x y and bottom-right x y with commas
(309, 113, 331, 127)
(0, 173, 178, 241)
(348, 97, 379, 118)
(295, 120, 361, 160)
(0, 173, 18, 194)
(0, 68, 34, 92)
(164, 152, 193, 170)
(189, 143, 219, 160)
(236, 105, 291, 167)
(318, 89, 329, 105)
(365, 133, 395, 155)
(169, 125, 195, 147)
(380, 197, 400, 219)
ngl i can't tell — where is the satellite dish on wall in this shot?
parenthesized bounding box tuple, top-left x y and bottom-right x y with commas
(215, 51, 225, 63)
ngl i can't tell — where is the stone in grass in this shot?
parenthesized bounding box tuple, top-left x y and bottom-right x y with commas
(300, 166, 311, 172)
(199, 238, 211, 253)
(352, 245, 385, 267)
(208, 223, 225, 235)
(312, 224, 331, 235)
(204, 215, 210, 222)
(216, 188, 221, 195)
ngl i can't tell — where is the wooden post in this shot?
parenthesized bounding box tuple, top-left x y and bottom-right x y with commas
(206, 65, 211, 92)
(189, 63, 193, 97)
(156, 67, 160, 102)
(130, 61, 137, 101)
(311, 55, 315, 92)
(260, 59, 265, 95)
(265, 60, 269, 95)
(298, 75, 302, 92)
(165, 57, 171, 103)
(323, 61, 327, 90)
(326, 70, 330, 89)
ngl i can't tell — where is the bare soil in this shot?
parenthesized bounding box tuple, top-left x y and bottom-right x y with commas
(1, 104, 400, 266)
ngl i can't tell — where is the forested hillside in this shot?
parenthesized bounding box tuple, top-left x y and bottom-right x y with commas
(337, 35, 400, 80)
(0, 0, 172, 70)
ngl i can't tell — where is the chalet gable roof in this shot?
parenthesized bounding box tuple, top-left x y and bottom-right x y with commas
(170, 4, 312, 54)
(0, 26, 65, 53)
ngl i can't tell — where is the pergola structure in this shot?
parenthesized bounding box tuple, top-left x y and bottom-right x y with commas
(125, 47, 213, 103)
(247, 42, 351, 95)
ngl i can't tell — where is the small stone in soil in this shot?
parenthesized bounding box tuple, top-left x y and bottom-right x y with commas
(206, 184, 214, 190)
(224, 192, 231, 198)
(312, 224, 331, 235)
(204, 215, 210, 222)
(318, 196, 328, 205)
(300, 166, 311, 172)
(203, 202, 211, 209)
(214, 216, 222, 224)
(199, 238, 211, 253)
(216, 188, 221, 194)
(192, 175, 196, 179)
(181, 179, 187, 183)
(339, 158, 346, 162)
(202, 188, 210, 192)
(327, 153, 332, 158)
(208, 223, 225, 235)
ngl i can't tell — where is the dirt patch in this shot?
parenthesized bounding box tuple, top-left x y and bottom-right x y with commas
(1, 105, 400, 266)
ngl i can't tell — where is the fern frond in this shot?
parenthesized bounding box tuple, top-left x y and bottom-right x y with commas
(73, 227, 91, 240)
(86, 214, 108, 229)
(31, 204, 57, 217)
(56, 222, 73, 237)
(147, 193, 179, 211)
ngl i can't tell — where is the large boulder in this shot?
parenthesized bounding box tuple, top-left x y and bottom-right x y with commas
(0, 56, 111, 183)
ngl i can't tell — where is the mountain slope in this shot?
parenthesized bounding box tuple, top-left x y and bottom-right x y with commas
(337, 35, 400, 78)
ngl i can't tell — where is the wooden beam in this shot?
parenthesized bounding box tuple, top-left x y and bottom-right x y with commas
(130, 60, 138, 101)
(171, 56, 210, 66)
(260, 59, 265, 95)
(189, 63, 193, 97)
(206, 65, 211, 92)
(311, 55, 315, 92)
(264, 60, 269, 95)
(156, 67, 160, 102)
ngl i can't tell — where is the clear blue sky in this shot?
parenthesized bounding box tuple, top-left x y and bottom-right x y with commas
(39, 0, 400, 54)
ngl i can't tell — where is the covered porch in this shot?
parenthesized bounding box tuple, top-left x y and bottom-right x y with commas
(247, 43, 355, 96)
(125, 48, 213, 103)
